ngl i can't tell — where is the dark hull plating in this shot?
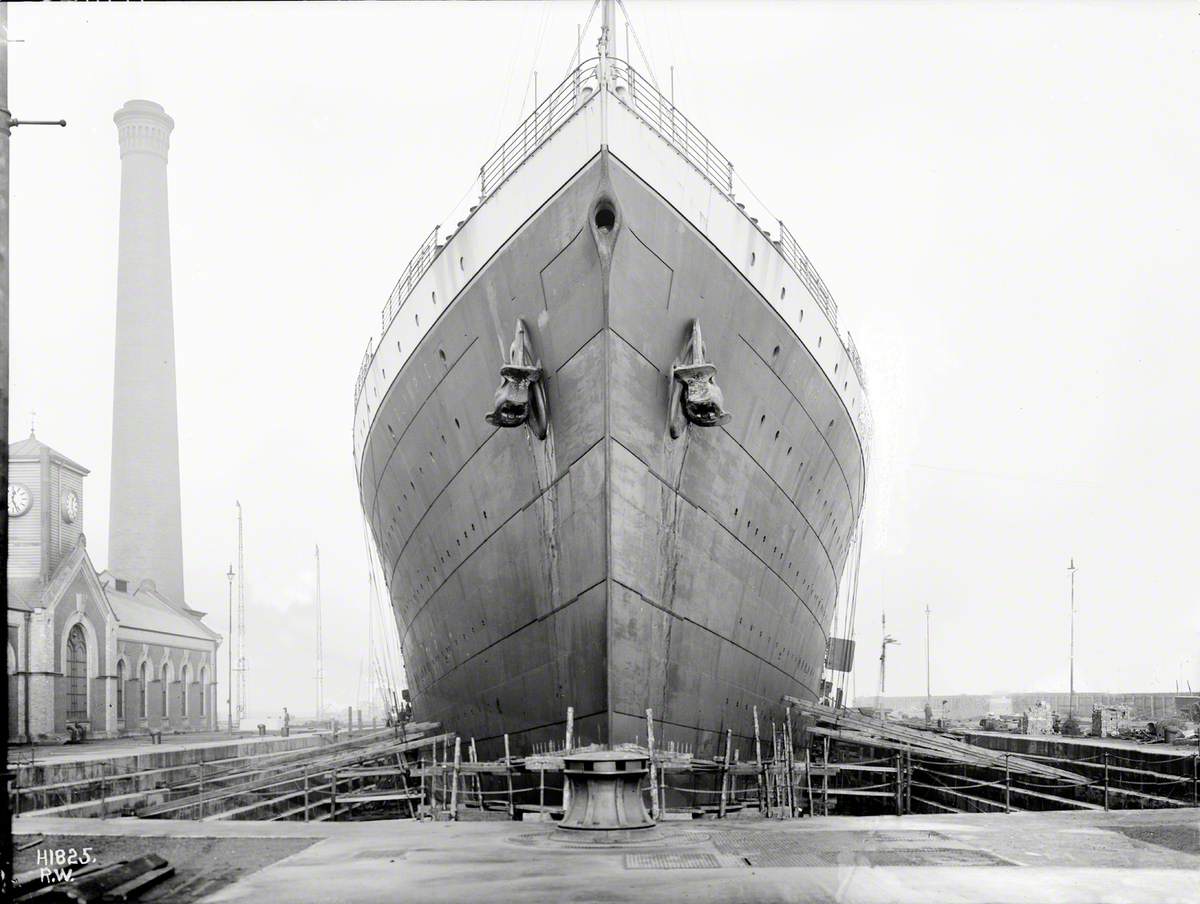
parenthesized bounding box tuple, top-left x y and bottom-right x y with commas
(358, 152, 865, 760)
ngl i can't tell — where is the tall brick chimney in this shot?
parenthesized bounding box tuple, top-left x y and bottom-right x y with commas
(108, 99, 186, 606)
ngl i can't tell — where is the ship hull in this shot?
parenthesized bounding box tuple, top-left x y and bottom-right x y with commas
(358, 151, 865, 760)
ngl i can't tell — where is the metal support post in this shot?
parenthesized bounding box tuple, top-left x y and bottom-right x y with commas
(895, 754, 903, 816)
(1103, 751, 1109, 811)
(1004, 755, 1011, 814)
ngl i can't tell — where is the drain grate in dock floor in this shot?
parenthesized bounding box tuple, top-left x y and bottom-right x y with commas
(866, 848, 1015, 867)
(624, 853, 724, 870)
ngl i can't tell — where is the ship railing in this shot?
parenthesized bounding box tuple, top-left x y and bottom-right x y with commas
(381, 224, 440, 335)
(607, 60, 734, 194)
(846, 332, 866, 389)
(776, 220, 838, 328)
(354, 338, 375, 410)
(363, 57, 867, 423)
(480, 59, 603, 198)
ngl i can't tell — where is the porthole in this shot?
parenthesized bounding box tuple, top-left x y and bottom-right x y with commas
(750, 251, 756, 266)
(799, 309, 804, 323)
(397, 341, 402, 354)
(781, 286, 786, 300)
(818, 336, 822, 347)
(771, 345, 780, 360)
(432, 291, 437, 305)
(834, 362, 839, 373)
(439, 349, 447, 363)
(415, 313, 420, 326)
(459, 256, 465, 271)
(454, 418, 461, 429)
(759, 414, 766, 426)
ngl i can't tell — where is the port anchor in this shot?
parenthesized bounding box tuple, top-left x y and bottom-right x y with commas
(486, 318, 549, 439)
(558, 750, 655, 831)
(669, 320, 731, 438)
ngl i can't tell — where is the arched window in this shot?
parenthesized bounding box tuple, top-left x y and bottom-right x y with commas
(161, 662, 170, 717)
(65, 625, 88, 722)
(181, 664, 190, 717)
(140, 661, 148, 718)
(199, 666, 208, 716)
(117, 660, 126, 719)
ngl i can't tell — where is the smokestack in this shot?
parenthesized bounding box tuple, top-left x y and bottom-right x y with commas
(108, 100, 186, 605)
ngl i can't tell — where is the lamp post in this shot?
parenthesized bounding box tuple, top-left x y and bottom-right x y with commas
(226, 564, 235, 734)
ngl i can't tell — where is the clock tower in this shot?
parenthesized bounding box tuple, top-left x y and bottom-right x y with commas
(7, 431, 89, 583)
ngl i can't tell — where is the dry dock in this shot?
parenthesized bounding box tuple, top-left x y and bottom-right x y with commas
(14, 808, 1199, 904)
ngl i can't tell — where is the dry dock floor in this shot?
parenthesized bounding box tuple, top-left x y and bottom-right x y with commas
(15, 809, 1199, 904)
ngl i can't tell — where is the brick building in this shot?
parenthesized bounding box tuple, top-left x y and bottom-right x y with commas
(7, 433, 219, 742)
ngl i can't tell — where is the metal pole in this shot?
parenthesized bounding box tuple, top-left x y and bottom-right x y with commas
(1103, 751, 1109, 811)
(226, 565, 235, 733)
(822, 736, 830, 817)
(925, 604, 932, 723)
(1004, 754, 1011, 813)
(1069, 558, 1077, 723)
(894, 754, 902, 816)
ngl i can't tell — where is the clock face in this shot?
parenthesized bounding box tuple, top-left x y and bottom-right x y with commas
(8, 483, 32, 517)
(62, 490, 79, 523)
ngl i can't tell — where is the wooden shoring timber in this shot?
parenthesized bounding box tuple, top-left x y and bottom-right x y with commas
(646, 709, 660, 821)
(141, 726, 411, 798)
(787, 700, 1087, 784)
(140, 730, 451, 819)
(450, 737, 462, 820)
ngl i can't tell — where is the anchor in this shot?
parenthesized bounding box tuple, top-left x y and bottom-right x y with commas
(485, 318, 548, 440)
(669, 319, 731, 439)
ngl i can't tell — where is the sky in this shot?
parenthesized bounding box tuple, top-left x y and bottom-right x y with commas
(8, 1, 1199, 719)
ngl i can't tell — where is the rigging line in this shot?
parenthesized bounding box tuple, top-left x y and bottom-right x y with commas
(515, 1, 554, 122)
(564, 0, 601, 79)
(839, 515, 865, 705)
(615, 0, 659, 87)
(359, 510, 404, 697)
(491, 0, 538, 147)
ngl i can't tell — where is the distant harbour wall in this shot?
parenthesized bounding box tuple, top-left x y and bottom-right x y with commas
(864, 692, 1184, 722)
